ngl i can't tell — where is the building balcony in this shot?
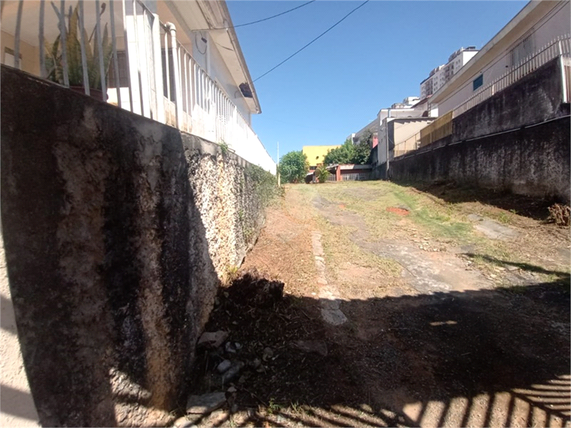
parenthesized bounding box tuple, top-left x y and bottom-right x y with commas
(0, 0, 275, 174)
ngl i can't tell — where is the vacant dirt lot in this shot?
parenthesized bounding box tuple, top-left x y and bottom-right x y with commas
(185, 181, 570, 428)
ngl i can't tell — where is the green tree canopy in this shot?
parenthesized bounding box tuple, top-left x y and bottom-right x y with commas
(279, 151, 309, 183)
(323, 138, 371, 166)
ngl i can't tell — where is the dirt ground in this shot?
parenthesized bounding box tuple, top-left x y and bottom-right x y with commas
(184, 181, 570, 428)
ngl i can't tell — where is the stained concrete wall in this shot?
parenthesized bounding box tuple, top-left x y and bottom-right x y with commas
(385, 58, 570, 202)
(453, 58, 568, 142)
(1, 66, 269, 426)
(390, 117, 570, 201)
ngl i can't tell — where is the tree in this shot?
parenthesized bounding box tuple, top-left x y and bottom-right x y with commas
(323, 139, 354, 165)
(323, 137, 372, 166)
(279, 151, 309, 183)
(315, 164, 330, 183)
(359, 129, 374, 148)
(353, 140, 372, 164)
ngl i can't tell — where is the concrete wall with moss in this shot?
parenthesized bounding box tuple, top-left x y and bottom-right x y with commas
(0, 66, 276, 426)
(386, 58, 570, 202)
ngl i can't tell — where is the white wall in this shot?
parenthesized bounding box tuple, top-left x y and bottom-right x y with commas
(438, 1, 570, 115)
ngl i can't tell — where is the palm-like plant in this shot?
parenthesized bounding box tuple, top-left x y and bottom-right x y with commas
(45, 3, 113, 90)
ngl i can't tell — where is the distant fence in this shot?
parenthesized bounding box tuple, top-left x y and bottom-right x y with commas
(340, 171, 372, 181)
(393, 130, 422, 158)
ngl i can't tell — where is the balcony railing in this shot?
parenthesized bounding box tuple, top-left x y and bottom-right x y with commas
(1, 0, 276, 174)
(392, 35, 571, 160)
(453, 34, 571, 118)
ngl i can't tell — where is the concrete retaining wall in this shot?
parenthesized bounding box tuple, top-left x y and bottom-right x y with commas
(387, 58, 570, 202)
(390, 117, 570, 201)
(0, 66, 270, 426)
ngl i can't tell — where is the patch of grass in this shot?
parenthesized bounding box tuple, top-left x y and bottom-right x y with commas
(317, 216, 403, 282)
(268, 398, 283, 415)
(312, 181, 474, 244)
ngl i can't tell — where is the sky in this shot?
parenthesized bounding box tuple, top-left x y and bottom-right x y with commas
(226, 0, 527, 163)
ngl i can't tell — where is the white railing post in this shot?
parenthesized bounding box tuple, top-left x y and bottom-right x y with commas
(109, 0, 122, 108)
(39, 0, 46, 78)
(150, 8, 164, 123)
(166, 23, 182, 129)
(95, 0, 106, 97)
(558, 41, 568, 104)
(78, 0, 90, 96)
(14, 0, 23, 70)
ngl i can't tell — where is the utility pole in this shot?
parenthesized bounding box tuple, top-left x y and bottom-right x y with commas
(277, 141, 281, 187)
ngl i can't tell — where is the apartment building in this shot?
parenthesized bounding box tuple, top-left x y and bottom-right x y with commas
(420, 47, 479, 99)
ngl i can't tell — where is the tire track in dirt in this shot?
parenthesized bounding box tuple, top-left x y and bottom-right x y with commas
(312, 193, 492, 295)
(310, 231, 347, 326)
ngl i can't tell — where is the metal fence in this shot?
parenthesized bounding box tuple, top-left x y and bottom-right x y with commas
(392, 34, 571, 160)
(393, 130, 422, 158)
(2, 0, 276, 174)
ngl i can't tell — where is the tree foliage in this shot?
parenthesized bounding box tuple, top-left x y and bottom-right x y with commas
(279, 151, 309, 183)
(323, 138, 372, 166)
(315, 164, 330, 183)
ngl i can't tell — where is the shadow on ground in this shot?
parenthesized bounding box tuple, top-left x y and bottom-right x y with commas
(399, 181, 562, 222)
(185, 268, 570, 427)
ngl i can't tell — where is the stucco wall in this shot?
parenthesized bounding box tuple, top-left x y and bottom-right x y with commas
(1, 66, 270, 426)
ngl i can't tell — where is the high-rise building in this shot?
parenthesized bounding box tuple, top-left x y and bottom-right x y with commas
(420, 47, 479, 98)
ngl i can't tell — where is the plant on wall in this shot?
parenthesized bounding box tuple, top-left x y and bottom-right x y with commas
(45, 3, 113, 91)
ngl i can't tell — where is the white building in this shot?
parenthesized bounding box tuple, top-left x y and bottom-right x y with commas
(420, 47, 479, 99)
(430, 0, 570, 117)
(0, 0, 276, 174)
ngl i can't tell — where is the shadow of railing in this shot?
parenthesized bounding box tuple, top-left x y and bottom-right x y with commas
(398, 181, 562, 222)
(188, 274, 570, 427)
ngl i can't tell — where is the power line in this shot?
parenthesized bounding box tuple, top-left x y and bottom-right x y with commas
(253, 0, 370, 83)
(196, 1, 317, 32)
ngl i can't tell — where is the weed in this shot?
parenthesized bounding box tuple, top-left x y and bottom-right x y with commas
(225, 265, 240, 284)
(290, 401, 303, 414)
(497, 211, 513, 224)
(268, 398, 282, 415)
(219, 140, 229, 155)
(547, 203, 570, 226)
(243, 227, 254, 242)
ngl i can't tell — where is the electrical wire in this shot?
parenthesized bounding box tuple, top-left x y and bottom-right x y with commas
(195, 0, 317, 32)
(253, 0, 370, 83)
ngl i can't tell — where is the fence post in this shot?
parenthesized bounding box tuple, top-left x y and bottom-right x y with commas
(58, 0, 69, 86)
(14, 0, 23, 70)
(39, 0, 46, 78)
(95, 0, 107, 98)
(109, 0, 122, 108)
(150, 10, 165, 123)
(559, 41, 568, 103)
(166, 23, 182, 129)
(78, 0, 90, 96)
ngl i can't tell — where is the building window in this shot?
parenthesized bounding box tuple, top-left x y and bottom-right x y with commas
(473, 74, 483, 91)
(3, 47, 21, 69)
